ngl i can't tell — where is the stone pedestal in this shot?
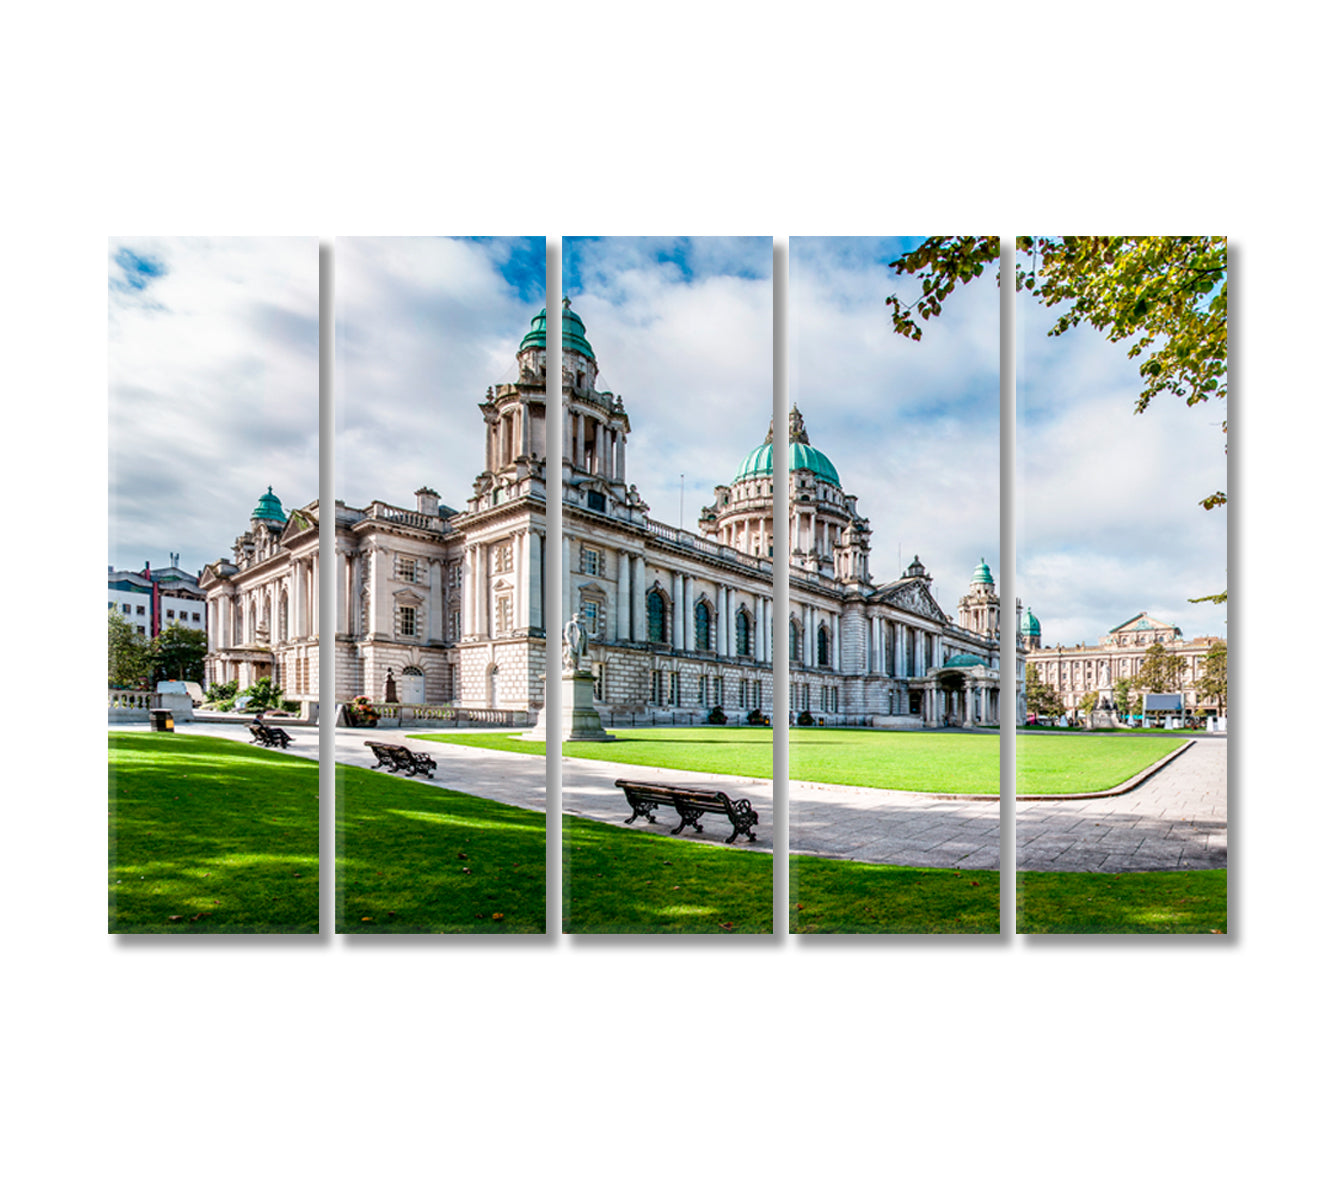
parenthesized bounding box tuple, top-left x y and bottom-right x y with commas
(522, 670, 615, 742)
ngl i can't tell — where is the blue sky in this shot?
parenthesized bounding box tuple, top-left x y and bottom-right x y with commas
(108, 237, 318, 575)
(336, 236, 545, 509)
(1018, 279, 1228, 645)
(563, 236, 774, 528)
(791, 236, 1000, 607)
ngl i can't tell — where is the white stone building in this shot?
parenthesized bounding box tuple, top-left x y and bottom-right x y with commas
(1023, 609, 1225, 716)
(201, 301, 1022, 727)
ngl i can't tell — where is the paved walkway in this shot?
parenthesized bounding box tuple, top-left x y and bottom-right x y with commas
(1018, 735, 1227, 871)
(147, 721, 1225, 872)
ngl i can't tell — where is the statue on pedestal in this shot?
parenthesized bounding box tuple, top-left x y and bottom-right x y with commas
(561, 614, 587, 673)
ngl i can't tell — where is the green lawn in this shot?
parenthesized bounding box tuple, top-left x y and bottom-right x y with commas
(1018, 870, 1227, 934)
(792, 860, 999, 933)
(338, 764, 545, 933)
(564, 815, 773, 934)
(109, 732, 318, 934)
(416, 728, 1184, 795)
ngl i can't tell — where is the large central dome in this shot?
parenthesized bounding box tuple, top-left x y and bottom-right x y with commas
(733, 406, 840, 486)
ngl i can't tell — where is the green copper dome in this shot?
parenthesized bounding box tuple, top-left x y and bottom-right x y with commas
(251, 486, 284, 522)
(1021, 608, 1041, 636)
(520, 298, 595, 359)
(733, 440, 841, 486)
(972, 558, 995, 585)
(944, 652, 986, 668)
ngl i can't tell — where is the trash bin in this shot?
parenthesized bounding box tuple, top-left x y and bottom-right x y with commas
(149, 708, 175, 732)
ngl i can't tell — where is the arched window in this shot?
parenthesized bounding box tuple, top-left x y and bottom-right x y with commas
(736, 608, 752, 657)
(695, 599, 712, 651)
(817, 623, 830, 667)
(646, 590, 667, 643)
(789, 619, 801, 662)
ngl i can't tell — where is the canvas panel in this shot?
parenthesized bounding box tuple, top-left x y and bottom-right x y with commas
(559, 237, 776, 935)
(108, 237, 320, 935)
(788, 236, 1002, 935)
(1015, 236, 1228, 935)
(333, 236, 548, 934)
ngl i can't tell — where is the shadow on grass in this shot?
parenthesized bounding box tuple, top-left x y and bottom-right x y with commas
(563, 815, 773, 935)
(1018, 870, 1227, 934)
(337, 765, 545, 934)
(109, 732, 318, 934)
(791, 858, 1000, 934)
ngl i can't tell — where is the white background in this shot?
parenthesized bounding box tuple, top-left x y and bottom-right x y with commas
(4, 4, 1326, 1196)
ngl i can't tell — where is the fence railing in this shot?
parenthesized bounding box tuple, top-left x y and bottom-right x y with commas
(108, 690, 153, 711)
(363, 703, 530, 728)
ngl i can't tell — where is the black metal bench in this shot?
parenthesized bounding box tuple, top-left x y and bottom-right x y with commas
(614, 778, 759, 844)
(364, 740, 436, 778)
(249, 721, 292, 749)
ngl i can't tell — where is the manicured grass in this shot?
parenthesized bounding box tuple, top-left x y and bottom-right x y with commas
(417, 728, 1183, 795)
(563, 814, 773, 934)
(337, 764, 545, 933)
(1018, 870, 1227, 934)
(1016, 733, 1185, 794)
(109, 732, 318, 934)
(792, 859, 999, 934)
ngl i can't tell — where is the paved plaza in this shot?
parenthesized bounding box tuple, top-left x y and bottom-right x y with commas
(148, 721, 1226, 872)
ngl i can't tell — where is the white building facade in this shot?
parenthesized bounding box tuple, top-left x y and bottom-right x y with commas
(202, 303, 1022, 726)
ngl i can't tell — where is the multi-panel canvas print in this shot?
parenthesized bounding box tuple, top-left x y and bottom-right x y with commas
(108, 237, 319, 934)
(334, 237, 548, 933)
(788, 237, 1002, 934)
(1016, 236, 1228, 934)
(559, 237, 775, 934)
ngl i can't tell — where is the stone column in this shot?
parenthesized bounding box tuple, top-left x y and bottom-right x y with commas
(683, 575, 694, 651)
(617, 550, 631, 640)
(515, 531, 527, 631)
(832, 613, 841, 672)
(672, 571, 684, 649)
(631, 555, 646, 642)
(574, 412, 585, 471)
(429, 559, 444, 642)
(529, 532, 543, 632)
(561, 535, 572, 628)
(723, 587, 733, 656)
(462, 546, 474, 638)
(309, 553, 319, 637)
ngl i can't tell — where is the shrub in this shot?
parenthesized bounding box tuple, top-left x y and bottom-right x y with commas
(747, 708, 765, 726)
(206, 680, 239, 703)
(240, 676, 284, 712)
(797, 710, 815, 726)
(706, 705, 727, 725)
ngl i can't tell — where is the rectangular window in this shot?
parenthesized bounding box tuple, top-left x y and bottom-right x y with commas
(496, 595, 512, 633)
(395, 555, 420, 583)
(582, 547, 601, 576)
(137, 626, 146, 635)
(122, 604, 130, 614)
(448, 563, 462, 589)
(493, 544, 513, 573)
(698, 676, 707, 705)
(669, 672, 680, 706)
(396, 606, 418, 638)
(192, 612, 201, 622)
(581, 599, 602, 638)
(651, 670, 664, 706)
(166, 609, 175, 619)
(136, 605, 145, 615)
(449, 610, 461, 641)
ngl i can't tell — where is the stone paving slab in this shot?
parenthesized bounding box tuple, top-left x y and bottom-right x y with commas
(137, 722, 1226, 873)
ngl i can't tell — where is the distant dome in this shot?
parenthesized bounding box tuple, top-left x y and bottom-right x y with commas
(972, 558, 995, 585)
(251, 487, 284, 522)
(1021, 608, 1041, 637)
(944, 652, 986, 668)
(522, 298, 595, 359)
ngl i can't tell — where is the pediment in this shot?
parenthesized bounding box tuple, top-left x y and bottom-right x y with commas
(877, 578, 948, 624)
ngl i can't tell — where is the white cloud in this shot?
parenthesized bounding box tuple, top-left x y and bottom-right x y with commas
(108, 237, 317, 574)
(1018, 297, 1228, 644)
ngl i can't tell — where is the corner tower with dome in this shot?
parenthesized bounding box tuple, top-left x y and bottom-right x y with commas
(200, 301, 1025, 727)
